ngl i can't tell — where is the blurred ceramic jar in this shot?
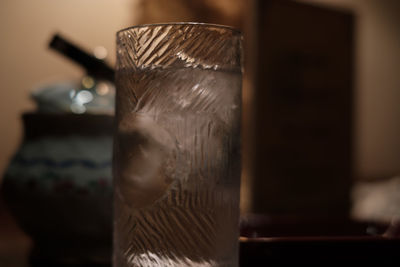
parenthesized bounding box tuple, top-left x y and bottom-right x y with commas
(1, 80, 114, 266)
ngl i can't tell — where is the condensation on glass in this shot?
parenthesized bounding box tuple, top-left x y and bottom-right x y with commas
(114, 23, 243, 267)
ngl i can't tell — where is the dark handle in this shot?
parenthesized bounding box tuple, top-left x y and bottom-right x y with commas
(49, 33, 115, 82)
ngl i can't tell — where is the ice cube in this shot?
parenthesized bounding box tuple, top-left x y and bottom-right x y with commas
(115, 112, 176, 209)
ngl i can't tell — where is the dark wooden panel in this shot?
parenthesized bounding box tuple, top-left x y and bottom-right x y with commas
(253, 0, 354, 215)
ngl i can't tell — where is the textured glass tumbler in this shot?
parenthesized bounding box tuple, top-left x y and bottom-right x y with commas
(114, 23, 243, 267)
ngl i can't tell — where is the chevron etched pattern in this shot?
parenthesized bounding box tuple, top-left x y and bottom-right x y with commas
(116, 23, 242, 72)
(114, 23, 242, 267)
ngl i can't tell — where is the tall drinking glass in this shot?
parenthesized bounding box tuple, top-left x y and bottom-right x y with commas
(114, 23, 243, 266)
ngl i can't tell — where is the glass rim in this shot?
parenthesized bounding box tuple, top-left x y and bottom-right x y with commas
(116, 22, 242, 36)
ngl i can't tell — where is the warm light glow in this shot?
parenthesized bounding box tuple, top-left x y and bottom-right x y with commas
(96, 82, 110, 95)
(82, 76, 95, 89)
(94, 46, 108, 60)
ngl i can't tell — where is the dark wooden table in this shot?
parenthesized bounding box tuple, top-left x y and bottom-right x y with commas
(240, 214, 400, 266)
(2, 199, 400, 266)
